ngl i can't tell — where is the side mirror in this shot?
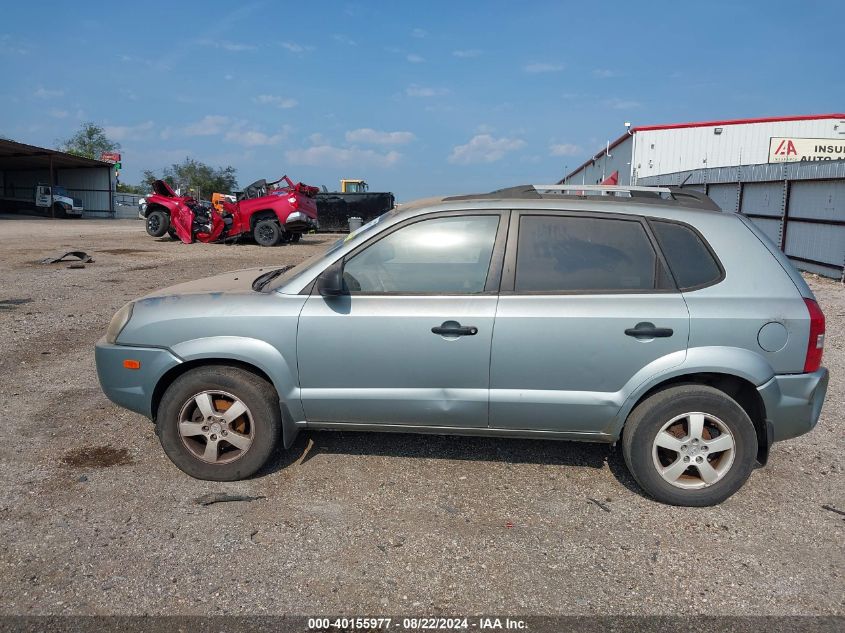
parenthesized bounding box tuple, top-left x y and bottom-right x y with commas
(317, 260, 345, 296)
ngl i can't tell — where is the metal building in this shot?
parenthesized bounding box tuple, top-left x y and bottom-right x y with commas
(0, 139, 115, 217)
(560, 114, 845, 278)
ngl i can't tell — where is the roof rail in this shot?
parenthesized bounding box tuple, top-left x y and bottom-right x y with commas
(443, 183, 721, 211)
(532, 184, 673, 196)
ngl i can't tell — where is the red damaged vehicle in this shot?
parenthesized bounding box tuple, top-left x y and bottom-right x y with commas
(143, 176, 319, 246)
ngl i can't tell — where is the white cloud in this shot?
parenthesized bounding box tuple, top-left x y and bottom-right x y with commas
(332, 34, 357, 46)
(198, 39, 256, 52)
(603, 97, 642, 110)
(523, 62, 564, 74)
(448, 134, 526, 165)
(281, 41, 314, 53)
(549, 143, 580, 156)
(406, 84, 448, 97)
(0, 34, 29, 55)
(224, 129, 287, 146)
(411, 28, 427, 38)
(406, 53, 425, 63)
(452, 49, 482, 58)
(221, 41, 256, 52)
(184, 115, 230, 136)
(593, 69, 618, 78)
(345, 128, 415, 145)
(286, 145, 401, 168)
(104, 120, 155, 141)
(34, 87, 63, 99)
(49, 109, 69, 119)
(254, 94, 298, 108)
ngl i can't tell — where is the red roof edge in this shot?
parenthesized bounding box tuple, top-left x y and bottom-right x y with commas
(634, 112, 845, 132)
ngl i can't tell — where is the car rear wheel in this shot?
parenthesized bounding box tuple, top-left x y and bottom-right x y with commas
(254, 219, 281, 247)
(156, 366, 281, 480)
(146, 210, 170, 237)
(622, 384, 757, 506)
(288, 232, 302, 243)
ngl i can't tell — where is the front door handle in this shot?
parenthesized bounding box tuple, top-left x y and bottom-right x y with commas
(432, 321, 478, 337)
(624, 322, 673, 339)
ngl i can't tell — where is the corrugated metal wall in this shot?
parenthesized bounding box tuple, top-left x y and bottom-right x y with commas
(60, 167, 112, 214)
(639, 160, 845, 279)
(2, 166, 113, 215)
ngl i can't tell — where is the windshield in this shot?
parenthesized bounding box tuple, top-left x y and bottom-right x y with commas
(262, 213, 389, 293)
(52, 186, 68, 196)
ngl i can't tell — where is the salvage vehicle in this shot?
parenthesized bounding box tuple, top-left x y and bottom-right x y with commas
(316, 178, 395, 232)
(142, 176, 319, 246)
(0, 183, 83, 218)
(96, 184, 829, 506)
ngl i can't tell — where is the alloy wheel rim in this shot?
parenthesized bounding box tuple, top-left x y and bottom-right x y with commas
(148, 216, 159, 232)
(651, 411, 736, 489)
(258, 225, 274, 242)
(177, 390, 255, 464)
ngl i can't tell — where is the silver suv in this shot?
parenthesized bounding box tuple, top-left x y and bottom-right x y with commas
(95, 184, 828, 506)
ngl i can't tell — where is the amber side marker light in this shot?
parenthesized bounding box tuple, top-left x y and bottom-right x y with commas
(123, 359, 141, 370)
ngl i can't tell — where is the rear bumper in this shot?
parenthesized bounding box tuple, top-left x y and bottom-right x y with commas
(284, 211, 318, 232)
(95, 337, 182, 418)
(757, 368, 829, 442)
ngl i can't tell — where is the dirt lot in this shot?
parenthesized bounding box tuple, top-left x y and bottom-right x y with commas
(0, 216, 842, 616)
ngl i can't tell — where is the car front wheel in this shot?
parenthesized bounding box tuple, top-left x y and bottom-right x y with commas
(146, 210, 169, 237)
(622, 384, 757, 506)
(156, 366, 281, 480)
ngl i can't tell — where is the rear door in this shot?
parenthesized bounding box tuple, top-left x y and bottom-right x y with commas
(489, 211, 689, 435)
(296, 211, 508, 428)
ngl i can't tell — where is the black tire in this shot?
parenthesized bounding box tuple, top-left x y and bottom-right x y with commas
(146, 210, 169, 237)
(288, 232, 302, 243)
(622, 384, 758, 506)
(53, 203, 68, 219)
(253, 219, 281, 247)
(166, 228, 178, 240)
(156, 366, 281, 481)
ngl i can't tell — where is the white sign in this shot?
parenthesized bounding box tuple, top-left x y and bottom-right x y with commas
(769, 137, 845, 163)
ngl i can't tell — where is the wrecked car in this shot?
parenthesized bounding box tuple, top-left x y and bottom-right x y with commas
(142, 177, 319, 246)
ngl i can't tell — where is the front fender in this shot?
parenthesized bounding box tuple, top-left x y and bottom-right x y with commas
(169, 336, 302, 448)
(609, 346, 775, 437)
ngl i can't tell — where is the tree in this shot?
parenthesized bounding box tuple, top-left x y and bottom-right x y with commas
(116, 182, 146, 194)
(143, 157, 238, 199)
(59, 122, 120, 160)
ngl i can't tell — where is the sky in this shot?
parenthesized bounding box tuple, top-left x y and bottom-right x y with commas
(1, 0, 842, 201)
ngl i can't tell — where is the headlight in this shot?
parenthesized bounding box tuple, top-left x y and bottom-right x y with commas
(106, 302, 134, 344)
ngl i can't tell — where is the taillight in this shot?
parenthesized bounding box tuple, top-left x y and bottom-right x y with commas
(803, 298, 825, 372)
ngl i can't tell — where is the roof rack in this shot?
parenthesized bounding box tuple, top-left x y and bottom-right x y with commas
(443, 183, 721, 211)
(533, 184, 674, 198)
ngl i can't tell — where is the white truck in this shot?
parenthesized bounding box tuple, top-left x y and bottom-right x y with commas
(0, 183, 84, 218)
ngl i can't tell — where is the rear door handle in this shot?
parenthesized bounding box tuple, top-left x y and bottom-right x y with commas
(432, 321, 478, 337)
(624, 322, 673, 339)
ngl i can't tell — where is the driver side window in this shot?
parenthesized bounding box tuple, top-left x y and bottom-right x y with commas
(343, 215, 500, 294)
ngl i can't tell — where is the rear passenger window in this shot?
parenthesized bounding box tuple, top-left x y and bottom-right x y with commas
(649, 220, 722, 290)
(515, 215, 664, 292)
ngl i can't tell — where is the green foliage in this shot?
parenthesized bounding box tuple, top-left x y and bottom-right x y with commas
(143, 158, 238, 199)
(116, 182, 146, 194)
(59, 122, 120, 160)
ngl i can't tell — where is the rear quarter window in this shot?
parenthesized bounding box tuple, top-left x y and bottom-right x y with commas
(649, 219, 723, 290)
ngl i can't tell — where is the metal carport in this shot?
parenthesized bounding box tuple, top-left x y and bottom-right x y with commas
(0, 139, 114, 217)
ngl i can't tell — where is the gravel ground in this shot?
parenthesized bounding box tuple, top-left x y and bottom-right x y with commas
(0, 216, 842, 616)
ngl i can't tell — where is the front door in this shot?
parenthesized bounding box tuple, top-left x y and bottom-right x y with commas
(489, 211, 689, 435)
(297, 212, 506, 428)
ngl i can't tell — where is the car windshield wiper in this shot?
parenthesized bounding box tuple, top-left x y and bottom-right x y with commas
(252, 266, 292, 291)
